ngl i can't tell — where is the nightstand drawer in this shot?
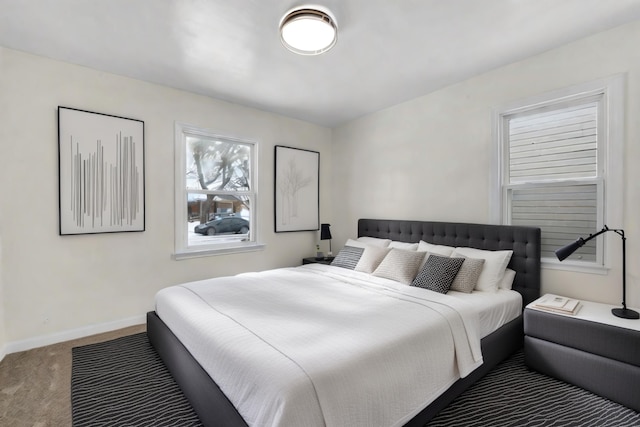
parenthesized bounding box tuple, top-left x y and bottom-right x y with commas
(524, 308, 640, 367)
(524, 336, 640, 412)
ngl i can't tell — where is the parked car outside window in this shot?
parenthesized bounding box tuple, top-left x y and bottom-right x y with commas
(194, 217, 250, 236)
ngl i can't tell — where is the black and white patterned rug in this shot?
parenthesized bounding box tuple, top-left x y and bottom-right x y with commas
(427, 351, 640, 427)
(71, 333, 202, 427)
(72, 333, 640, 427)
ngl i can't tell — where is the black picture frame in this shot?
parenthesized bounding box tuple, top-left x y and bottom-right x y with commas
(58, 106, 145, 235)
(274, 145, 319, 232)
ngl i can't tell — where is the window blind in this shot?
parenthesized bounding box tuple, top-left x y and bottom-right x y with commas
(507, 102, 599, 261)
(510, 184, 597, 261)
(509, 103, 598, 182)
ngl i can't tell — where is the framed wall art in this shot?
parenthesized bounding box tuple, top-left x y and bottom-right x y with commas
(58, 106, 145, 235)
(274, 145, 319, 232)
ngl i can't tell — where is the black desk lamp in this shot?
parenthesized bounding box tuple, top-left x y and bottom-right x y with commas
(555, 225, 639, 319)
(320, 223, 332, 259)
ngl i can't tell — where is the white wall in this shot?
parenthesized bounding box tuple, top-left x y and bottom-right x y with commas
(332, 20, 640, 309)
(0, 48, 8, 357)
(3, 20, 640, 356)
(0, 48, 332, 352)
(0, 232, 5, 360)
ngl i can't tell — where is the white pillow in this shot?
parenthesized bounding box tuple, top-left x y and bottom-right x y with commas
(417, 241, 455, 256)
(389, 241, 419, 251)
(372, 249, 426, 284)
(451, 247, 513, 292)
(345, 238, 369, 249)
(417, 242, 456, 268)
(356, 236, 391, 247)
(344, 239, 390, 273)
(499, 268, 516, 290)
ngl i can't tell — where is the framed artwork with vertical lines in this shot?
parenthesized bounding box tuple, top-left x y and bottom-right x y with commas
(58, 107, 145, 235)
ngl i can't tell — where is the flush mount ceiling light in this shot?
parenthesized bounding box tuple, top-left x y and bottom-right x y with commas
(279, 6, 338, 55)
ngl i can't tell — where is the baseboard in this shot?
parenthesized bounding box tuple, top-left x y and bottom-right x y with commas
(3, 314, 146, 357)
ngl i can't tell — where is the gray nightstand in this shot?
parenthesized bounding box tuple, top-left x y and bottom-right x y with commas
(302, 257, 334, 265)
(524, 295, 640, 412)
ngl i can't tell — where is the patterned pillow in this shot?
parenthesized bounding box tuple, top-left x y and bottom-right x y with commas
(331, 246, 364, 270)
(372, 249, 426, 284)
(411, 255, 465, 294)
(417, 241, 456, 269)
(449, 257, 485, 293)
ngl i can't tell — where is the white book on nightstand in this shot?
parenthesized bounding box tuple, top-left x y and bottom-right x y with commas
(528, 295, 640, 331)
(532, 294, 581, 315)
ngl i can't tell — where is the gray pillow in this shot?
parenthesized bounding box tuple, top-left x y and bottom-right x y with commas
(450, 257, 485, 293)
(331, 246, 364, 270)
(372, 249, 426, 284)
(411, 254, 464, 294)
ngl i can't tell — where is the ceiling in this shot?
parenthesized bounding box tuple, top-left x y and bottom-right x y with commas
(2, 1, 640, 127)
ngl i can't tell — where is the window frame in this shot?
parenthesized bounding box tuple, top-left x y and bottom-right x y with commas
(491, 75, 624, 273)
(174, 122, 263, 259)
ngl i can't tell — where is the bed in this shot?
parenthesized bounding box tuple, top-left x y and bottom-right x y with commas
(148, 219, 541, 426)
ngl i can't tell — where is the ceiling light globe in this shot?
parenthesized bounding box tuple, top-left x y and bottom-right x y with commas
(279, 7, 337, 55)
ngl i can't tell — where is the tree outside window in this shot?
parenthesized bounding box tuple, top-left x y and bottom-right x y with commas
(175, 123, 260, 258)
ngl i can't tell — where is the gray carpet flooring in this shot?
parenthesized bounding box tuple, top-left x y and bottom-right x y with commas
(71, 333, 640, 427)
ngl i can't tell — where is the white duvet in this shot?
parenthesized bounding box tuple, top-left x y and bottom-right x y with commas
(155, 264, 485, 427)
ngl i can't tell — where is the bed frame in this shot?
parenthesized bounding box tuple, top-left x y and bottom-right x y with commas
(147, 219, 541, 426)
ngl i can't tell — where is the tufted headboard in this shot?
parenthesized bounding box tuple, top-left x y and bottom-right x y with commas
(357, 219, 541, 306)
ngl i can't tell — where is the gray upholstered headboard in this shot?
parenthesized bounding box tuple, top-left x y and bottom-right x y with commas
(357, 219, 541, 306)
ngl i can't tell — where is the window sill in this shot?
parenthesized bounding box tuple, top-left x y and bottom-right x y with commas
(542, 259, 608, 275)
(173, 242, 265, 260)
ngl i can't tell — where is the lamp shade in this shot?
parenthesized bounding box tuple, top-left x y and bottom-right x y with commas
(554, 238, 585, 261)
(320, 223, 332, 240)
(279, 7, 337, 55)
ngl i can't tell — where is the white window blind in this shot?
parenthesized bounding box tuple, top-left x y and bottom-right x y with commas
(494, 75, 624, 271)
(508, 103, 598, 182)
(509, 183, 598, 261)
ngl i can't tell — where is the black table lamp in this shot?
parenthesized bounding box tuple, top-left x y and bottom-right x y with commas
(320, 223, 332, 258)
(555, 225, 639, 319)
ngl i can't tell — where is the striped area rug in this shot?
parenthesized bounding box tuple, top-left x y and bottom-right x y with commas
(71, 333, 202, 427)
(427, 351, 640, 427)
(72, 333, 640, 427)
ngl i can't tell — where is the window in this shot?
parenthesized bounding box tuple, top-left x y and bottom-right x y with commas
(174, 123, 262, 258)
(493, 76, 624, 271)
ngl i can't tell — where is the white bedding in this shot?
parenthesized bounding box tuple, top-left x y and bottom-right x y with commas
(448, 288, 522, 337)
(155, 264, 518, 427)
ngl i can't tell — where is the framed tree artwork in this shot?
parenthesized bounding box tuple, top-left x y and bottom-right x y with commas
(58, 106, 145, 235)
(274, 145, 319, 232)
